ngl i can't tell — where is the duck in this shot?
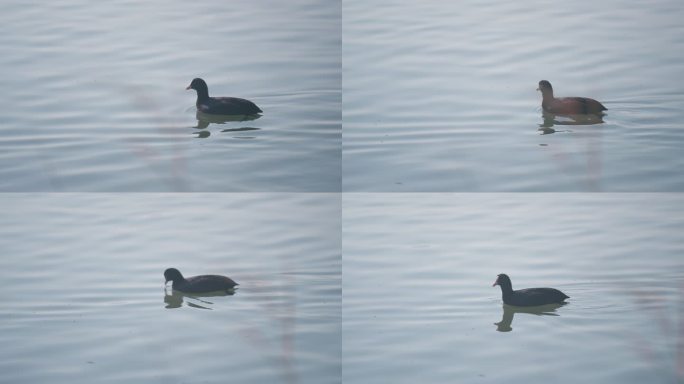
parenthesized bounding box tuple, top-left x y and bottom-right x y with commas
(493, 273, 569, 306)
(537, 80, 607, 115)
(186, 78, 262, 115)
(164, 268, 238, 293)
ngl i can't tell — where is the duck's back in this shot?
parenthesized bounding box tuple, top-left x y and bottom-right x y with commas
(544, 97, 607, 115)
(199, 97, 262, 115)
(505, 287, 569, 306)
(175, 274, 238, 293)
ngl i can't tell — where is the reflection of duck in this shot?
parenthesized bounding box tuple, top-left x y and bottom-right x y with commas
(494, 303, 565, 332)
(163, 289, 235, 310)
(195, 111, 262, 126)
(192, 111, 262, 138)
(186, 78, 262, 116)
(537, 80, 607, 116)
(539, 110, 604, 132)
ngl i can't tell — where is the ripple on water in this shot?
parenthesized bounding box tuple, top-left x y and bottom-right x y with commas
(343, 0, 684, 191)
(0, 0, 341, 192)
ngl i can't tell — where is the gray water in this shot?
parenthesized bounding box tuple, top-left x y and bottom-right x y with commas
(343, 0, 684, 191)
(2, 1, 684, 383)
(343, 194, 684, 383)
(0, 0, 340, 192)
(0, 194, 341, 384)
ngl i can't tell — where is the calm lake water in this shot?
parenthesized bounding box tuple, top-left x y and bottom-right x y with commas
(0, 194, 341, 384)
(0, 0, 340, 192)
(343, 194, 684, 383)
(343, 0, 684, 191)
(3, 1, 684, 383)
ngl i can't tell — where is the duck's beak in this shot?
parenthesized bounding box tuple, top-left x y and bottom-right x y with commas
(536, 87, 540, 91)
(492, 278, 499, 287)
(185, 85, 192, 90)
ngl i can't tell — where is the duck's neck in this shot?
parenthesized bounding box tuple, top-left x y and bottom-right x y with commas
(195, 88, 210, 103)
(498, 281, 514, 296)
(541, 90, 555, 103)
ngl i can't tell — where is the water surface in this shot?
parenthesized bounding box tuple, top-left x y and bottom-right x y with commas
(343, 0, 684, 191)
(343, 194, 684, 383)
(0, 0, 341, 191)
(0, 194, 341, 383)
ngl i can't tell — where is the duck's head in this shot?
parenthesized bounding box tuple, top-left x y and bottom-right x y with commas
(164, 268, 184, 284)
(537, 80, 553, 97)
(186, 78, 207, 90)
(493, 273, 512, 289)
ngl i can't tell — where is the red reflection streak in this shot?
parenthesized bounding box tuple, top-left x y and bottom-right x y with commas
(123, 86, 189, 191)
(544, 128, 603, 191)
(236, 268, 298, 383)
(678, 282, 684, 379)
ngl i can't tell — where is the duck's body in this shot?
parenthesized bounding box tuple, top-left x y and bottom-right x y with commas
(538, 80, 606, 115)
(493, 273, 569, 307)
(164, 268, 238, 293)
(187, 78, 262, 116)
